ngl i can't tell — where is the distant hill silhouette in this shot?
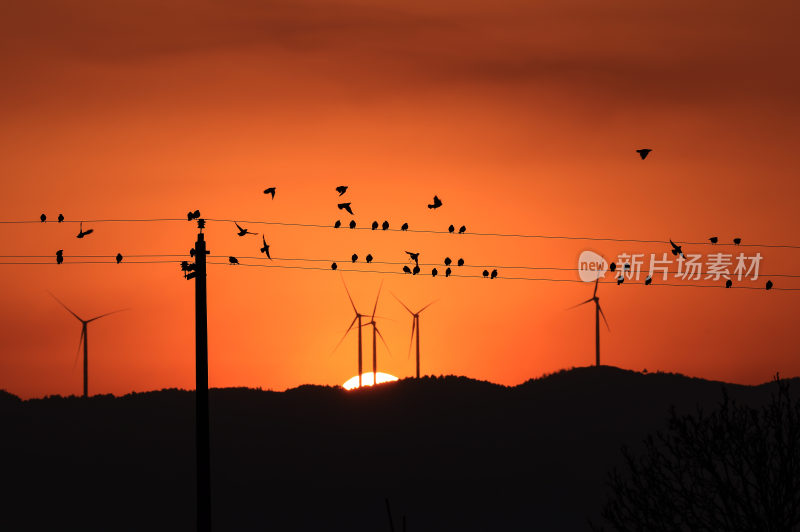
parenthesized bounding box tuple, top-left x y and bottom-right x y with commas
(0, 366, 794, 531)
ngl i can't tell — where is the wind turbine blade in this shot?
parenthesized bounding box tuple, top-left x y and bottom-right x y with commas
(566, 298, 594, 311)
(340, 275, 358, 314)
(87, 308, 129, 322)
(72, 328, 85, 369)
(593, 278, 599, 298)
(598, 304, 610, 331)
(375, 326, 392, 357)
(331, 316, 358, 355)
(392, 292, 414, 316)
(48, 291, 84, 322)
(371, 281, 383, 320)
(417, 299, 437, 315)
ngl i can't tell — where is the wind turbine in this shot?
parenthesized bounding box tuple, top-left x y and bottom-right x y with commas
(49, 292, 126, 398)
(332, 277, 365, 387)
(393, 294, 436, 378)
(362, 282, 392, 385)
(568, 278, 609, 367)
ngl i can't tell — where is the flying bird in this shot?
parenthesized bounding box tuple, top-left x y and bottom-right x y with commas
(636, 149, 652, 160)
(458, 225, 466, 234)
(401, 223, 409, 231)
(349, 220, 356, 229)
(372, 221, 379, 230)
(229, 256, 239, 265)
(352, 253, 358, 262)
(482, 270, 489, 278)
(725, 279, 732, 288)
(263, 187, 276, 199)
(338, 203, 354, 215)
(448, 225, 455, 233)
(766, 280, 773, 290)
(645, 275, 652, 285)
(260, 236, 271, 259)
(382, 221, 389, 231)
(331, 262, 338, 270)
(669, 239, 684, 258)
(235, 222, 258, 236)
(733, 238, 741, 245)
(334, 220, 341, 228)
(444, 257, 452, 266)
(366, 254, 373, 263)
(617, 276, 624, 285)
(457, 258, 464, 267)
(412, 265, 420, 275)
(40, 214, 46, 222)
(432, 268, 438, 277)
(490, 269, 498, 279)
(709, 236, 718, 244)
(116, 253, 123, 264)
(56, 250, 63, 265)
(76, 222, 93, 238)
(335, 185, 348, 196)
(403, 265, 411, 274)
(428, 195, 443, 209)
(445, 267, 452, 277)
(57, 214, 64, 223)
(405, 251, 420, 264)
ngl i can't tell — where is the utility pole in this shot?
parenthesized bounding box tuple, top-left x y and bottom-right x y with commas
(183, 218, 211, 532)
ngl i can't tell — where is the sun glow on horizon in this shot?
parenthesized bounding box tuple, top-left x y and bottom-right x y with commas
(342, 372, 399, 390)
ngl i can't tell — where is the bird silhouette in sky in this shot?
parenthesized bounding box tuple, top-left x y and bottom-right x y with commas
(349, 220, 356, 229)
(403, 265, 411, 274)
(459, 225, 466, 234)
(669, 239, 685, 259)
(331, 262, 338, 270)
(445, 267, 452, 277)
(428, 195, 443, 209)
(490, 269, 498, 279)
(336, 185, 348, 196)
(229, 256, 239, 265)
(401, 223, 408, 231)
(372, 221, 379, 230)
(645, 275, 652, 285)
(235, 222, 258, 236)
(57, 214, 64, 223)
(733, 237, 741, 245)
(609, 262, 617, 272)
(457, 258, 464, 267)
(187, 210, 201, 221)
(338, 202, 354, 215)
(76, 222, 93, 238)
(725, 279, 732, 288)
(412, 265, 420, 275)
(351, 253, 358, 262)
(617, 276, 624, 285)
(444, 257, 452, 266)
(56, 250, 63, 264)
(448, 225, 455, 233)
(766, 280, 773, 290)
(406, 251, 420, 264)
(263, 187, 276, 199)
(260, 236, 271, 259)
(482, 270, 489, 278)
(366, 254, 373, 263)
(40, 214, 46, 222)
(432, 268, 438, 277)
(116, 253, 123, 264)
(334, 220, 341, 228)
(637, 149, 652, 160)
(623, 263, 631, 272)
(382, 221, 389, 230)
(709, 236, 718, 244)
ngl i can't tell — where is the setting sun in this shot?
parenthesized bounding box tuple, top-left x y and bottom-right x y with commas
(342, 372, 399, 390)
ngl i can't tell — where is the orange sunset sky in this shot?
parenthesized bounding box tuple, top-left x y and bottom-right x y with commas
(1, 0, 799, 399)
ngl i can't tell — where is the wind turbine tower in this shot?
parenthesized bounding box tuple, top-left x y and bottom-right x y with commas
(568, 279, 609, 366)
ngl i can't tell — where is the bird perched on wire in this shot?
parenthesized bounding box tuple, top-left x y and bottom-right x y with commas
(263, 187, 276, 199)
(260, 236, 271, 259)
(403, 265, 411, 274)
(709, 236, 718, 244)
(335, 185, 348, 196)
(444, 257, 452, 266)
(187, 210, 201, 221)
(235, 222, 258, 236)
(609, 262, 617, 272)
(448, 225, 455, 233)
(334, 220, 341, 228)
(382, 221, 389, 231)
(401, 223, 409, 231)
(116, 253, 123, 264)
(669, 239, 685, 259)
(40, 214, 46, 222)
(57, 214, 64, 223)
(645, 275, 652, 285)
(366, 254, 373, 264)
(406, 251, 420, 265)
(725, 279, 732, 288)
(458, 226, 466, 234)
(428, 195, 443, 209)
(482, 270, 489, 278)
(445, 267, 452, 277)
(229, 256, 239, 265)
(56, 250, 63, 264)
(432, 268, 438, 277)
(331, 262, 338, 270)
(412, 265, 420, 275)
(371, 221, 379, 230)
(490, 269, 497, 279)
(457, 258, 464, 267)
(617, 276, 624, 285)
(338, 202, 354, 215)
(636, 149, 652, 160)
(733, 237, 741, 245)
(349, 220, 356, 229)
(352, 253, 358, 263)
(76, 222, 93, 238)
(766, 280, 773, 290)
